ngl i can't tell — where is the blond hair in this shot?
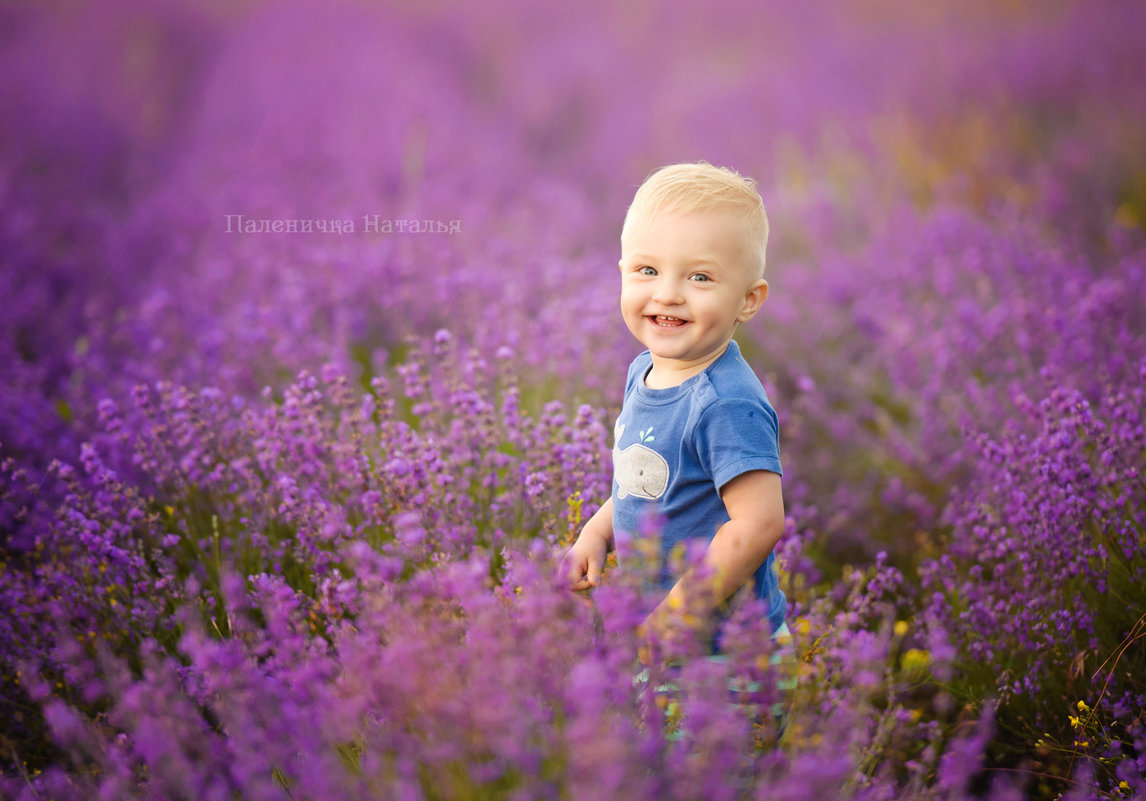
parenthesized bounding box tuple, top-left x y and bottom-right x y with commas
(621, 161, 769, 279)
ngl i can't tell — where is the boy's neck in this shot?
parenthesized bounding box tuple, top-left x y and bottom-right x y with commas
(644, 341, 733, 389)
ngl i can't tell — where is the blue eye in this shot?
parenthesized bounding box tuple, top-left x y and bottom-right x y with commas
(638, 266, 657, 276)
(690, 273, 711, 282)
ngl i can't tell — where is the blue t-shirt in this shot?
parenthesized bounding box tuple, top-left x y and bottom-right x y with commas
(611, 339, 786, 635)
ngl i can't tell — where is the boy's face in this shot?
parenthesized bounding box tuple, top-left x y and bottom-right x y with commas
(619, 208, 768, 376)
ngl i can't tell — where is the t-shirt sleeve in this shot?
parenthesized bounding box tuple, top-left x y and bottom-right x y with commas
(693, 396, 783, 490)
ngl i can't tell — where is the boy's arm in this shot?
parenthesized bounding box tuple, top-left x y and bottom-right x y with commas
(647, 470, 784, 633)
(562, 497, 615, 591)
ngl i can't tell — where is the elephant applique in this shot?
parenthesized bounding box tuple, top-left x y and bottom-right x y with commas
(612, 424, 670, 500)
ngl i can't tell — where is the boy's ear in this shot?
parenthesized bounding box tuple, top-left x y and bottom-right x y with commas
(736, 279, 769, 322)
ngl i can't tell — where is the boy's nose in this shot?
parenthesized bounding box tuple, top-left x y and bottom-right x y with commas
(652, 279, 685, 304)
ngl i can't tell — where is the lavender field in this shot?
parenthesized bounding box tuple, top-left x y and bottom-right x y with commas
(2, 0, 1145, 798)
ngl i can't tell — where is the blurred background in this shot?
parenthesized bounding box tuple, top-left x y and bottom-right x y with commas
(3, 1, 1146, 795)
(4, 0, 1145, 552)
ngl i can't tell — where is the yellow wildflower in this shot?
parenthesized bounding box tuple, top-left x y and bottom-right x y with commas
(565, 492, 583, 544)
(1077, 700, 1090, 712)
(1069, 715, 1080, 728)
(893, 620, 909, 637)
(902, 648, 931, 671)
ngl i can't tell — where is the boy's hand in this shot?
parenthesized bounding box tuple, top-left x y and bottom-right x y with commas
(558, 497, 614, 592)
(636, 594, 688, 666)
(636, 621, 653, 667)
(636, 614, 668, 666)
(561, 530, 607, 591)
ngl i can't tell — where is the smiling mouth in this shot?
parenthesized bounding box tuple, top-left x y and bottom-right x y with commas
(649, 315, 688, 328)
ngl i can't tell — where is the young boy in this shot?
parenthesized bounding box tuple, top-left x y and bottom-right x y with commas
(563, 161, 788, 655)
